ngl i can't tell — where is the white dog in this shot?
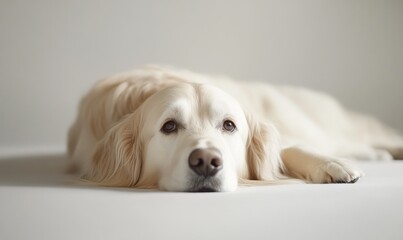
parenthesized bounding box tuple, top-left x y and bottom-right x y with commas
(67, 66, 403, 192)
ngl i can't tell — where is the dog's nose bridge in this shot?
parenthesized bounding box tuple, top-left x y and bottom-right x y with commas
(189, 136, 222, 149)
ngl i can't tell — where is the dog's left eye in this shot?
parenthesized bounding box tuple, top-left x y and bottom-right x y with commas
(161, 120, 178, 134)
(223, 120, 237, 132)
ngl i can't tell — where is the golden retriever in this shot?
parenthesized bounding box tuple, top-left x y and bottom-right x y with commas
(67, 66, 403, 191)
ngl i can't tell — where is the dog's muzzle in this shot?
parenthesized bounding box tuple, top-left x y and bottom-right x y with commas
(187, 147, 223, 192)
(188, 147, 223, 177)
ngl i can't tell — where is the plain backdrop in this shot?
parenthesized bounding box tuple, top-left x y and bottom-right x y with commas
(1, 0, 403, 152)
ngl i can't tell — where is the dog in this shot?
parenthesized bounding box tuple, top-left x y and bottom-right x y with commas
(67, 66, 403, 192)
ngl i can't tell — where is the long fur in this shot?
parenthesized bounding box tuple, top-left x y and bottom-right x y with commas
(68, 66, 403, 191)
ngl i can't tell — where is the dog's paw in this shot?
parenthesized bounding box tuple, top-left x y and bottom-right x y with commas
(370, 149, 394, 161)
(313, 160, 364, 184)
(348, 148, 393, 161)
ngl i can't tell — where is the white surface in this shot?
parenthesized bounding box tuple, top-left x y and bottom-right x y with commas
(1, 0, 403, 149)
(1, 153, 402, 240)
(1, 1, 403, 238)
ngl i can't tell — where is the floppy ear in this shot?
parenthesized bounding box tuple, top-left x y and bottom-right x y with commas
(84, 112, 143, 187)
(246, 115, 284, 180)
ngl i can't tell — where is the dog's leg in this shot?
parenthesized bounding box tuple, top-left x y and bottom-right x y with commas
(347, 112, 403, 160)
(281, 146, 364, 183)
(375, 146, 403, 160)
(336, 144, 394, 161)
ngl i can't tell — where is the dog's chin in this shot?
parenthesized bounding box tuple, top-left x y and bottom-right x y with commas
(188, 186, 219, 192)
(187, 176, 222, 192)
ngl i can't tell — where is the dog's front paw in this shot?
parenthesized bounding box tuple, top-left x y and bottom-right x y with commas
(313, 160, 364, 184)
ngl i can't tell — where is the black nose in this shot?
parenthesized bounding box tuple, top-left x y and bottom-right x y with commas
(188, 148, 223, 177)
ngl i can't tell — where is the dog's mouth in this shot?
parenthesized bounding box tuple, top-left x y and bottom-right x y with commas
(187, 176, 222, 192)
(189, 187, 218, 192)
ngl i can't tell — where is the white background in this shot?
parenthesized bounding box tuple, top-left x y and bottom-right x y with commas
(1, 0, 403, 151)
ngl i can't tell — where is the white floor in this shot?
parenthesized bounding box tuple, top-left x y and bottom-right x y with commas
(0, 153, 402, 240)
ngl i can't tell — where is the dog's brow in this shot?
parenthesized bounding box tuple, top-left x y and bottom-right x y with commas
(163, 100, 191, 124)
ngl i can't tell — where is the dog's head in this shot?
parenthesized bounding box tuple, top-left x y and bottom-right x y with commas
(88, 82, 282, 192)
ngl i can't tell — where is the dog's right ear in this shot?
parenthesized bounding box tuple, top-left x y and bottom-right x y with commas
(84, 112, 143, 187)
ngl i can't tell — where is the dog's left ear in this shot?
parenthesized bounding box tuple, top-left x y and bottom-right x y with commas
(246, 115, 284, 180)
(84, 112, 143, 187)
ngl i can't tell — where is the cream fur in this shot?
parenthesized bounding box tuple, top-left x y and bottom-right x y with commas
(68, 66, 403, 191)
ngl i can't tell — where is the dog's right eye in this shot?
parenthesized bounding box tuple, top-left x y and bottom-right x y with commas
(161, 120, 178, 134)
(222, 120, 237, 133)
